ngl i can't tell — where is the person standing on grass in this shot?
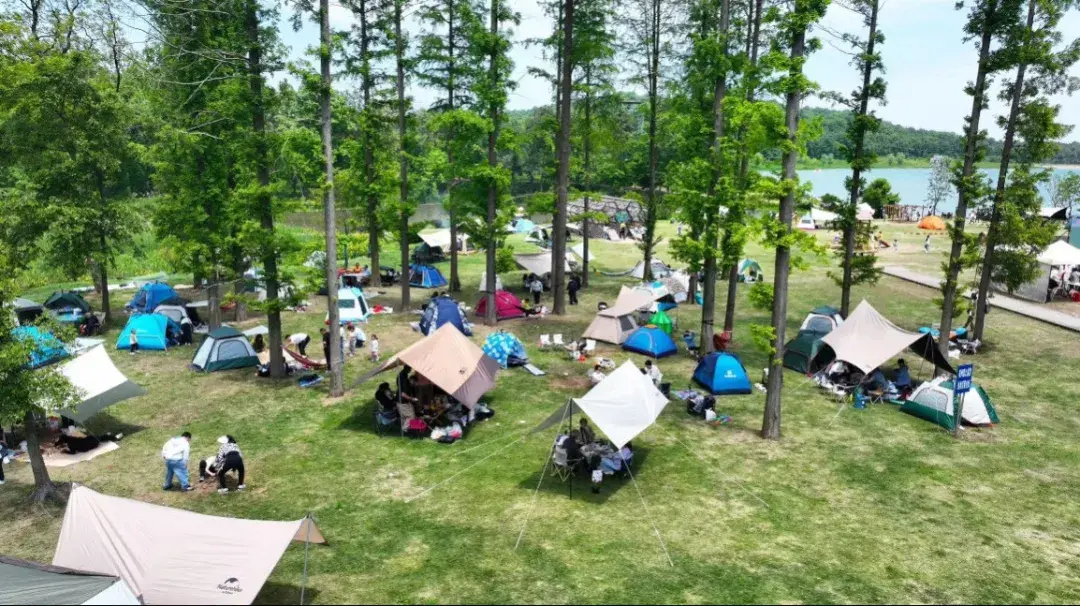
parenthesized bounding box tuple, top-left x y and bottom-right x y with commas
(370, 333, 380, 363)
(530, 276, 544, 306)
(924, 235, 932, 253)
(161, 432, 192, 492)
(128, 329, 138, 356)
(346, 323, 357, 357)
(568, 275, 581, 306)
(320, 327, 331, 371)
(0, 439, 12, 486)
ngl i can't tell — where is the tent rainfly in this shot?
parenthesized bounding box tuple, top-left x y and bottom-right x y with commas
(569, 243, 596, 262)
(531, 361, 668, 448)
(418, 228, 469, 250)
(353, 323, 499, 408)
(811, 300, 955, 375)
(52, 486, 324, 606)
(514, 251, 571, 277)
(0, 555, 140, 605)
(51, 345, 147, 423)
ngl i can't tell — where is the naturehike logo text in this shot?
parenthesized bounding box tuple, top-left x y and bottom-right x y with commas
(218, 578, 243, 595)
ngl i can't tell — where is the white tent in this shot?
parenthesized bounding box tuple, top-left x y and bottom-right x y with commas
(629, 259, 672, 280)
(856, 203, 875, 221)
(51, 345, 147, 424)
(418, 228, 471, 251)
(514, 251, 571, 277)
(1037, 240, 1080, 265)
(532, 361, 668, 448)
(901, 376, 999, 431)
(478, 271, 504, 292)
(798, 207, 839, 230)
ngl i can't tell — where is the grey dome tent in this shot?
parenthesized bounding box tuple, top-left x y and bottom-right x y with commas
(191, 327, 259, 372)
(0, 555, 139, 605)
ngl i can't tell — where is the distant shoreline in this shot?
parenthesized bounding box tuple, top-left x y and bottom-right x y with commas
(786, 162, 1080, 171)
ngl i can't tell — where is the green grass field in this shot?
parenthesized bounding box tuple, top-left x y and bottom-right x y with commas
(4, 220, 1080, 604)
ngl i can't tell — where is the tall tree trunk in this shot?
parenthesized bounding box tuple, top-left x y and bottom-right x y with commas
(840, 0, 880, 318)
(701, 0, 731, 355)
(724, 0, 763, 333)
(552, 0, 574, 315)
(484, 0, 501, 324)
(246, 0, 284, 378)
(395, 0, 411, 313)
(642, 0, 661, 282)
(361, 0, 381, 288)
(24, 410, 59, 503)
(974, 0, 1034, 341)
(320, 0, 343, 396)
(762, 24, 806, 441)
(582, 66, 592, 287)
(940, 1, 999, 359)
(94, 173, 113, 325)
(448, 1, 462, 293)
(208, 280, 222, 329)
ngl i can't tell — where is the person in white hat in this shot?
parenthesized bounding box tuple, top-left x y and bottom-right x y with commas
(203, 435, 245, 494)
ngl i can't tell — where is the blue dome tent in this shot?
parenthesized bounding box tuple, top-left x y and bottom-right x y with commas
(409, 264, 448, 289)
(12, 326, 67, 369)
(512, 218, 536, 233)
(419, 296, 471, 336)
(622, 326, 678, 358)
(126, 282, 178, 313)
(482, 331, 528, 368)
(693, 352, 752, 395)
(116, 314, 180, 351)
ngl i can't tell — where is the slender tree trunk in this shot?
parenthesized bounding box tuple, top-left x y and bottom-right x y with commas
(484, 0, 500, 324)
(939, 2, 998, 359)
(642, 0, 661, 282)
(841, 0, 880, 318)
(552, 0, 574, 315)
(974, 0, 1034, 341)
(582, 66, 592, 287)
(448, 2, 462, 293)
(246, 0, 285, 378)
(395, 0, 411, 314)
(93, 173, 113, 325)
(24, 410, 59, 503)
(361, 0, 381, 288)
(208, 280, 222, 329)
(724, 0, 763, 333)
(762, 24, 806, 441)
(701, 0, 731, 355)
(320, 0, 343, 395)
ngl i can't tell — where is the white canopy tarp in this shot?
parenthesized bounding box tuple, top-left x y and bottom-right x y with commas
(418, 229, 468, 249)
(51, 345, 147, 423)
(1037, 240, 1080, 266)
(532, 361, 668, 449)
(810, 207, 839, 222)
(857, 203, 874, 221)
(514, 251, 571, 276)
(1040, 207, 1069, 220)
(53, 486, 324, 605)
(570, 243, 596, 262)
(818, 300, 954, 375)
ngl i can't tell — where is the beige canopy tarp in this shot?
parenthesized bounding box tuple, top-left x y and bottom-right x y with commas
(52, 486, 324, 605)
(514, 251, 571, 277)
(815, 300, 955, 375)
(418, 229, 469, 250)
(352, 323, 499, 408)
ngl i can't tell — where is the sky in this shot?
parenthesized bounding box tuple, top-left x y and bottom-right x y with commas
(277, 0, 1080, 141)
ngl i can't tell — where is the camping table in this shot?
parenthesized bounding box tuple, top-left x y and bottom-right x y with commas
(579, 442, 616, 475)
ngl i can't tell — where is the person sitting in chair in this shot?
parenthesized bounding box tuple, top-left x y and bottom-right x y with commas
(375, 382, 397, 415)
(576, 418, 596, 445)
(893, 359, 911, 392)
(868, 367, 888, 391)
(588, 364, 606, 385)
(644, 360, 662, 386)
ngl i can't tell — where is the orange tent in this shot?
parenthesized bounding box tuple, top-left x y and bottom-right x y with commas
(918, 215, 947, 231)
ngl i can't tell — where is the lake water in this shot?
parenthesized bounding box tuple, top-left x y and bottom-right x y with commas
(797, 167, 1080, 212)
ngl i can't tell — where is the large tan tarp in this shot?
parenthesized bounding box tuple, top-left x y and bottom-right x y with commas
(52, 486, 324, 605)
(581, 287, 649, 344)
(514, 251, 571, 276)
(352, 323, 499, 408)
(818, 300, 954, 375)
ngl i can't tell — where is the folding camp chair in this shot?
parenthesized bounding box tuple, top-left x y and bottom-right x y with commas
(551, 446, 577, 482)
(583, 339, 596, 355)
(553, 334, 565, 346)
(539, 334, 552, 348)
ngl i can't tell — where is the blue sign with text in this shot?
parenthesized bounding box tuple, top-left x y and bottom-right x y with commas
(954, 364, 973, 395)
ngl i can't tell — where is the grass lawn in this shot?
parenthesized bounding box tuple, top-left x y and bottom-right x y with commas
(4, 220, 1080, 604)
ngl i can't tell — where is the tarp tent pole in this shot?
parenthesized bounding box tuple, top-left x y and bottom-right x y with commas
(300, 512, 313, 605)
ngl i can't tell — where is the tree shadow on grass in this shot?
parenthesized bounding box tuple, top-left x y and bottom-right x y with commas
(85, 412, 147, 439)
(515, 447, 653, 505)
(336, 399, 383, 436)
(254, 582, 317, 605)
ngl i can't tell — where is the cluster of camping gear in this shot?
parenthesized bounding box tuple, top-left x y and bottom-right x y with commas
(10, 291, 103, 336)
(781, 301, 999, 431)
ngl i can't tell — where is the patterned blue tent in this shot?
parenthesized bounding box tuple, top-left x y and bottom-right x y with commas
(409, 264, 448, 289)
(419, 297, 471, 336)
(482, 331, 528, 368)
(12, 326, 67, 369)
(622, 326, 678, 358)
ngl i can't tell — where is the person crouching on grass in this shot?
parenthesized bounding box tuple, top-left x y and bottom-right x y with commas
(201, 435, 245, 494)
(129, 329, 138, 355)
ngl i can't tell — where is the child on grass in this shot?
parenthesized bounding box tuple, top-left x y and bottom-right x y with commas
(370, 334, 380, 363)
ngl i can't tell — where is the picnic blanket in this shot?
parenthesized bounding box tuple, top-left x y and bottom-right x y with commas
(41, 441, 120, 468)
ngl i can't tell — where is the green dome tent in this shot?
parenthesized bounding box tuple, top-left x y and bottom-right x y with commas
(648, 310, 673, 335)
(782, 329, 829, 375)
